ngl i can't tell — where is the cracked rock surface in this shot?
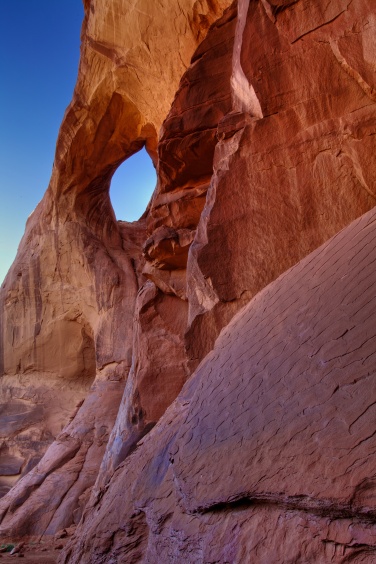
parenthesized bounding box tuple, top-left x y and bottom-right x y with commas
(62, 206, 376, 564)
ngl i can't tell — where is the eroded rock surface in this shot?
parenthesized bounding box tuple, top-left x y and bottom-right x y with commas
(1, 0, 376, 560)
(62, 206, 376, 564)
(186, 0, 376, 365)
(0, 0, 233, 520)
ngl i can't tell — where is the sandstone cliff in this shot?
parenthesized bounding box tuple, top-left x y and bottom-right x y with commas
(1, 0, 376, 562)
(63, 203, 376, 563)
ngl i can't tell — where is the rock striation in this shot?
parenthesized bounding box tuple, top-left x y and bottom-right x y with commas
(1, 0, 376, 561)
(0, 0, 233, 512)
(62, 203, 376, 564)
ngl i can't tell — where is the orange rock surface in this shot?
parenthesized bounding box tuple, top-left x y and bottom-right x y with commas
(0, 0, 232, 510)
(1, 0, 376, 561)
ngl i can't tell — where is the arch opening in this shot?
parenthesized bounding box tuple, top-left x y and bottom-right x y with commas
(110, 147, 157, 222)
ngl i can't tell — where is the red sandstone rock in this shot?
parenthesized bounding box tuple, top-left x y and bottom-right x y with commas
(0, 0, 376, 560)
(61, 207, 376, 563)
(94, 280, 189, 491)
(0, 0, 232, 526)
(186, 0, 376, 366)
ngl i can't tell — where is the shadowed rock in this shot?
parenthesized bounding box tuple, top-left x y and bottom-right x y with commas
(0, 0, 376, 559)
(62, 206, 376, 563)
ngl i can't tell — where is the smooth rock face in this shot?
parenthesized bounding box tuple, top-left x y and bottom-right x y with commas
(62, 207, 376, 564)
(0, 0, 376, 560)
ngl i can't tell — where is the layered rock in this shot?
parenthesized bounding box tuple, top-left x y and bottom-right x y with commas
(62, 205, 376, 563)
(0, 0, 233, 516)
(0, 0, 376, 560)
(186, 0, 376, 364)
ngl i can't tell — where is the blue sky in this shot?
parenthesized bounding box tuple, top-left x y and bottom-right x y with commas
(0, 1, 156, 284)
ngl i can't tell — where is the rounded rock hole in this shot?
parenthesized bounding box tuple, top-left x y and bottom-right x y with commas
(110, 147, 157, 222)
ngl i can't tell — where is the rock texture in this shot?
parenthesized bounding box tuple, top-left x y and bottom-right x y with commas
(0, 0, 232, 507)
(186, 0, 376, 365)
(61, 205, 376, 564)
(1, 0, 376, 561)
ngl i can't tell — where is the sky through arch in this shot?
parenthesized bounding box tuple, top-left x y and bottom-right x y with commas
(0, 2, 156, 284)
(110, 148, 157, 222)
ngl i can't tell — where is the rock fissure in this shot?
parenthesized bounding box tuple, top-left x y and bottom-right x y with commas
(290, 7, 351, 44)
(194, 493, 376, 523)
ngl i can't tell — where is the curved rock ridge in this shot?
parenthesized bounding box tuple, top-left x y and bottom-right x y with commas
(61, 205, 376, 563)
(0, 0, 233, 526)
(0, 0, 376, 557)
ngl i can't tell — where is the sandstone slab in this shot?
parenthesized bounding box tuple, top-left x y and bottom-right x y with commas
(61, 206, 376, 564)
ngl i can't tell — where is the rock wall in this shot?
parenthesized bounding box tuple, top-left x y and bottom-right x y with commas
(0, 0, 376, 560)
(0, 0, 232, 511)
(62, 203, 376, 564)
(186, 0, 376, 364)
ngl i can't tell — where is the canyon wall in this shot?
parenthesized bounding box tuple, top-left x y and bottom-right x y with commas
(1, 0, 376, 561)
(62, 203, 376, 564)
(0, 0, 233, 509)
